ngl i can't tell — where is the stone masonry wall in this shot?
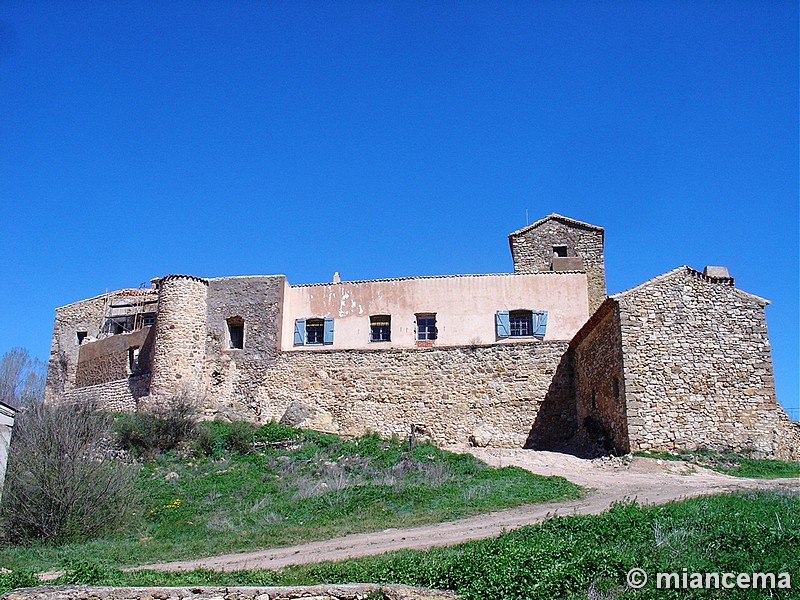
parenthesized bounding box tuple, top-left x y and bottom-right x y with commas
(45, 295, 109, 401)
(572, 301, 628, 454)
(509, 218, 606, 313)
(150, 275, 209, 399)
(61, 374, 151, 412)
(617, 268, 789, 457)
(201, 276, 285, 418)
(204, 341, 571, 447)
(75, 327, 155, 387)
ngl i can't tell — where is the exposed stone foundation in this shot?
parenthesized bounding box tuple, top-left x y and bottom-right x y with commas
(1, 585, 455, 600)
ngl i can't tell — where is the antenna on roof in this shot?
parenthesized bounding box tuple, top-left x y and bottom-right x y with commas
(525, 209, 529, 225)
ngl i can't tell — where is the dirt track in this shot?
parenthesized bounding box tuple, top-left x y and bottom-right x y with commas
(131, 449, 799, 573)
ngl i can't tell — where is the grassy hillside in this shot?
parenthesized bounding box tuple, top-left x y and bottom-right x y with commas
(0, 421, 580, 573)
(19, 491, 796, 600)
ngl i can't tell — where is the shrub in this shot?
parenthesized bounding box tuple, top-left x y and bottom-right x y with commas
(114, 392, 200, 457)
(224, 421, 257, 454)
(0, 401, 139, 543)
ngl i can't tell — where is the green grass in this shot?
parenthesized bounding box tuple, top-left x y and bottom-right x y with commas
(5, 491, 796, 599)
(0, 422, 580, 573)
(634, 449, 800, 478)
(0, 492, 800, 600)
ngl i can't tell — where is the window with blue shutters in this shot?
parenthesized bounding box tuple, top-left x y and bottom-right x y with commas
(496, 309, 548, 338)
(294, 318, 334, 345)
(495, 311, 510, 337)
(293, 319, 306, 345)
(533, 310, 548, 339)
(323, 318, 334, 345)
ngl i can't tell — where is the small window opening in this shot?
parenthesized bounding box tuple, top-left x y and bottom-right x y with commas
(370, 315, 391, 342)
(128, 346, 140, 374)
(76, 331, 88, 345)
(509, 310, 533, 337)
(142, 313, 156, 327)
(227, 317, 244, 349)
(416, 314, 437, 341)
(591, 389, 597, 411)
(306, 318, 325, 345)
(553, 245, 568, 257)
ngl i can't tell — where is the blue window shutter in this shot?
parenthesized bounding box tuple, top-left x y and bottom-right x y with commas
(495, 311, 510, 337)
(294, 319, 305, 345)
(534, 311, 548, 338)
(323, 318, 335, 345)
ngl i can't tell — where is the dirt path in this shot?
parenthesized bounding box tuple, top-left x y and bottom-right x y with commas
(131, 449, 799, 573)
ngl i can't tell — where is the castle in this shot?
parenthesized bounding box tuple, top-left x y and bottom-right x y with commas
(45, 214, 800, 459)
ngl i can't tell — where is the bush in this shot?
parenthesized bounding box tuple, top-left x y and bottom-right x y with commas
(114, 393, 200, 457)
(0, 401, 138, 543)
(224, 421, 257, 454)
(191, 421, 256, 457)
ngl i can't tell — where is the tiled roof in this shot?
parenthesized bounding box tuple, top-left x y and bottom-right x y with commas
(290, 271, 584, 288)
(508, 213, 604, 237)
(610, 266, 769, 306)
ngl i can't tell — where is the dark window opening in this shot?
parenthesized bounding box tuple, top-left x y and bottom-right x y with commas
(416, 314, 437, 341)
(306, 319, 325, 345)
(370, 315, 391, 342)
(591, 390, 597, 411)
(509, 310, 534, 337)
(553, 245, 568, 257)
(227, 317, 244, 349)
(103, 317, 128, 335)
(142, 313, 156, 327)
(76, 331, 88, 345)
(128, 346, 140, 373)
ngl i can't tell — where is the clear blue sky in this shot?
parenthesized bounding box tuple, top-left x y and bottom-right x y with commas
(1, 1, 797, 414)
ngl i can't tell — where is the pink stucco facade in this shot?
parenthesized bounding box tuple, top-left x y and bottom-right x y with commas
(280, 272, 590, 351)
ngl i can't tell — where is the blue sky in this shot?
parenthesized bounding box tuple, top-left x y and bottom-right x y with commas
(0, 1, 797, 414)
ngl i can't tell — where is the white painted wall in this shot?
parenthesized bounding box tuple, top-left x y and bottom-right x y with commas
(280, 272, 589, 350)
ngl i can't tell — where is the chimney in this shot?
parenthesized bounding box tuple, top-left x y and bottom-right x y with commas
(332, 271, 341, 283)
(703, 266, 730, 279)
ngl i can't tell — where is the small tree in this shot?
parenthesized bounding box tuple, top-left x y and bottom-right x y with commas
(0, 401, 138, 543)
(0, 348, 46, 408)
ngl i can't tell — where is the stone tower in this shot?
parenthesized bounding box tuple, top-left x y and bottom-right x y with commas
(508, 214, 606, 314)
(149, 274, 209, 399)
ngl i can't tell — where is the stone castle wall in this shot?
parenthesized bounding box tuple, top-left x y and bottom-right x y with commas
(75, 326, 154, 387)
(572, 302, 628, 454)
(61, 374, 151, 413)
(150, 275, 209, 399)
(617, 269, 787, 457)
(509, 218, 606, 313)
(45, 295, 109, 400)
(204, 341, 572, 447)
(202, 276, 285, 417)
